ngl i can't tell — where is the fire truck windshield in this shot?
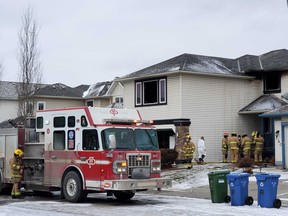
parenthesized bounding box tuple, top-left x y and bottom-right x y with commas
(101, 128, 159, 150)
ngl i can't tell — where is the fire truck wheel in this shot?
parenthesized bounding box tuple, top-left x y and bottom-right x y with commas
(63, 171, 87, 203)
(113, 190, 135, 201)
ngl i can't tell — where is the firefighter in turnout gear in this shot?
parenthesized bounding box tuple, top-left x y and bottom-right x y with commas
(9, 149, 24, 199)
(222, 132, 229, 162)
(228, 132, 240, 163)
(254, 132, 264, 163)
(182, 134, 195, 169)
(251, 131, 257, 159)
(241, 133, 252, 159)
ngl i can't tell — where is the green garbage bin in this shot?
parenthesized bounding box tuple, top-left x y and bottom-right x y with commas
(208, 170, 230, 203)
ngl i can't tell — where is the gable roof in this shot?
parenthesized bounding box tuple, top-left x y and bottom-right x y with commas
(239, 94, 287, 114)
(117, 49, 288, 80)
(0, 81, 19, 100)
(74, 84, 90, 93)
(34, 83, 83, 98)
(83, 81, 112, 99)
(0, 81, 48, 100)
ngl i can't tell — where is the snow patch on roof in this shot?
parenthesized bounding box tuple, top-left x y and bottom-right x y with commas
(186, 57, 232, 74)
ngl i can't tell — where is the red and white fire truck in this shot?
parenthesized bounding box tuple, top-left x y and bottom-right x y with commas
(0, 107, 172, 202)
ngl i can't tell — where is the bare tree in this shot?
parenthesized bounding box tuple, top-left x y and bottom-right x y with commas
(17, 6, 42, 119)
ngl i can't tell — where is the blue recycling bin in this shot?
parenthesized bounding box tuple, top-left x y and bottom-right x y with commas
(227, 173, 253, 206)
(255, 173, 281, 208)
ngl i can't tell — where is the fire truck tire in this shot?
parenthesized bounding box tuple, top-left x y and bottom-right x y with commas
(113, 190, 135, 201)
(63, 171, 87, 203)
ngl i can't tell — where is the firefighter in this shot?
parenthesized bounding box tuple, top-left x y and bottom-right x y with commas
(9, 149, 24, 199)
(228, 132, 240, 163)
(221, 132, 229, 163)
(238, 134, 243, 158)
(241, 133, 252, 159)
(182, 134, 195, 169)
(254, 132, 264, 163)
(251, 131, 257, 159)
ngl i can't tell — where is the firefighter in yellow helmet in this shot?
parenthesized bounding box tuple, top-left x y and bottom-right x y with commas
(182, 134, 195, 169)
(9, 149, 24, 199)
(254, 132, 264, 163)
(241, 133, 252, 159)
(228, 132, 240, 163)
(221, 132, 229, 162)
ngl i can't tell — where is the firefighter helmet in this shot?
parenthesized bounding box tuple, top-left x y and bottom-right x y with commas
(231, 132, 237, 136)
(14, 149, 24, 157)
(242, 133, 247, 137)
(224, 132, 229, 137)
(186, 134, 191, 139)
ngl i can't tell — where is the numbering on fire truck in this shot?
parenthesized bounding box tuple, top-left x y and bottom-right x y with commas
(0, 107, 172, 202)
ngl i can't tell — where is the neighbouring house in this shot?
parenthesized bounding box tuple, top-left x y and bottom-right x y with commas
(114, 49, 288, 163)
(33, 83, 88, 111)
(0, 81, 20, 123)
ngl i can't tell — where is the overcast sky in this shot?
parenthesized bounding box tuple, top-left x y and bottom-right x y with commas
(0, 0, 287, 87)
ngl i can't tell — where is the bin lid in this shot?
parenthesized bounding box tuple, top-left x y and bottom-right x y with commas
(208, 170, 230, 176)
(255, 173, 281, 181)
(227, 172, 250, 181)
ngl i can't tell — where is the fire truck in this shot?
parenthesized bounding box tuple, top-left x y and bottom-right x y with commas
(0, 107, 172, 202)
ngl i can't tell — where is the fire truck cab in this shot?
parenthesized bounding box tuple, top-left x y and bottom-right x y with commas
(0, 107, 172, 202)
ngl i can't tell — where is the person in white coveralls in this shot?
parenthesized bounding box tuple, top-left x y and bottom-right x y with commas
(197, 136, 206, 163)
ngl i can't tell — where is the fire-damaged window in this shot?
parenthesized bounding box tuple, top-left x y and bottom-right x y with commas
(53, 131, 65, 150)
(82, 129, 99, 150)
(264, 73, 281, 94)
(135, 77, 167, 107)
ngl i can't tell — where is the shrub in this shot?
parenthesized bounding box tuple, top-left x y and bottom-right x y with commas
(160, 148, 179, 169)
(236, 157, 255, 168)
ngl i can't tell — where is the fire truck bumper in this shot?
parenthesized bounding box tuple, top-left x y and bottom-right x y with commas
(102, 178, 172, 191)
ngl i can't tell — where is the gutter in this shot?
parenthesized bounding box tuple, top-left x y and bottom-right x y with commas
(115, 70, 255, 82)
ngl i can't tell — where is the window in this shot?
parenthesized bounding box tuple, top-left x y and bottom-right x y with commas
(81, 115, 88, 127)
(115, 97, 123, 103)
(68, 116, 75, 127)
(135, 78, 167, 107)
(86, 100, 94, 107)
(68, 130, 75, 150)
(54, 116, 65, 128)
(37, 102, 46, 110)
(83, 129, 99, 150)
(53, 131, 65, 150)
(264, 73, 281, 93)
(36, 117, 43, 129)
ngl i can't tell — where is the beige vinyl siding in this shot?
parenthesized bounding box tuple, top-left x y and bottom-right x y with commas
(181, 74, 262, 161)
(122, 75, 181, 120)
(0, 100, 18, 122)
(278, 72, 288, 98)
(35, 98, 84, 110)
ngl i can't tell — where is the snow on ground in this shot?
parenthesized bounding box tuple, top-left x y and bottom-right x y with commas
(1, 163, 288, 216)
(161, 163, 288, 190)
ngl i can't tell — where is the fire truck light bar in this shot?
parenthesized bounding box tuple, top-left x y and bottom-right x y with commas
(103, 119, 153, 125)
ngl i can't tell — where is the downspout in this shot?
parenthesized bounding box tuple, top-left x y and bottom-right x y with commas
(281, 123, 286, 169)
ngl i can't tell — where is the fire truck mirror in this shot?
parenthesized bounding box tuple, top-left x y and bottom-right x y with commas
(108, 134, 116, 149)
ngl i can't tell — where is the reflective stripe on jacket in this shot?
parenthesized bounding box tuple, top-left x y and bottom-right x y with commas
(228, 137, 239, 150)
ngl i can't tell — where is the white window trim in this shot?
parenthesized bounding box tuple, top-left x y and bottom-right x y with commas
(159, 79, 166, 104)
(37, 101, 46, 110)
(136, 82, 142, 106)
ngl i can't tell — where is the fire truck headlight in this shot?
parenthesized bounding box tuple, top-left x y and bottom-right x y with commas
(151, 160, 161, 173)
(113, 160, 127, 174)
